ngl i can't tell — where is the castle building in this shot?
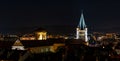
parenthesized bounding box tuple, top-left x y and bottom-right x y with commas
(76, 12, 88, 42)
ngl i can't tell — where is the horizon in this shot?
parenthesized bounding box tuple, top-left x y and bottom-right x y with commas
(0, 25, 120, 35)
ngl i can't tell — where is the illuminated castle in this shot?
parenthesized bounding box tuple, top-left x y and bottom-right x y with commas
(76, 12, 88, 42)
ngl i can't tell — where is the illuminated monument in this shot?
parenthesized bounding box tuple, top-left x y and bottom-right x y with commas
(76, 12, 88, 42)
(35, 28, 47, 40)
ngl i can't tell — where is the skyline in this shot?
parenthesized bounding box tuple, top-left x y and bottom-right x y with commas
(0, 0, 120, 34)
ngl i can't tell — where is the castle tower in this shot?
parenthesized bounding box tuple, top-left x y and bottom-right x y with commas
(76, 12, 88, 42)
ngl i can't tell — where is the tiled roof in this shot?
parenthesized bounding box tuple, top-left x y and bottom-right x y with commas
(0, 38, 65, 48)
(13, 39, 23, 46)
(21, 39, 65, 48)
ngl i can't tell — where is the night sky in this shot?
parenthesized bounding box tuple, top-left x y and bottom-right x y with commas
(0, 0, 120, 34)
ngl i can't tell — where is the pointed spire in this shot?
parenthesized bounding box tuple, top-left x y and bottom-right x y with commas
(78, 11, 86, 30)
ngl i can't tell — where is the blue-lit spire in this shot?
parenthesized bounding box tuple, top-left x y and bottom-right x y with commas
(78, 12, 86, 30)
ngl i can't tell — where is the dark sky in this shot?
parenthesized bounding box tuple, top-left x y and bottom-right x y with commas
(0, 0, 120, 34)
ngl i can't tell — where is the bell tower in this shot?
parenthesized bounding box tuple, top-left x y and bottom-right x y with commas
(76, 12, 88, 42)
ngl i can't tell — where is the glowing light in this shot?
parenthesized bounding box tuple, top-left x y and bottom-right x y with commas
(103, 46, 105, 48)
(36, 32, 47, 40)
(12, 46, 25, 50)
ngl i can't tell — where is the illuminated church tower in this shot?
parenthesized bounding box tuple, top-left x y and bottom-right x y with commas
(76, 12, 88, 42)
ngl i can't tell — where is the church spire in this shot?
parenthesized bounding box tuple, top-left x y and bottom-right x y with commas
(78, 11, 86, 30)
(76, 10, 88, 42)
